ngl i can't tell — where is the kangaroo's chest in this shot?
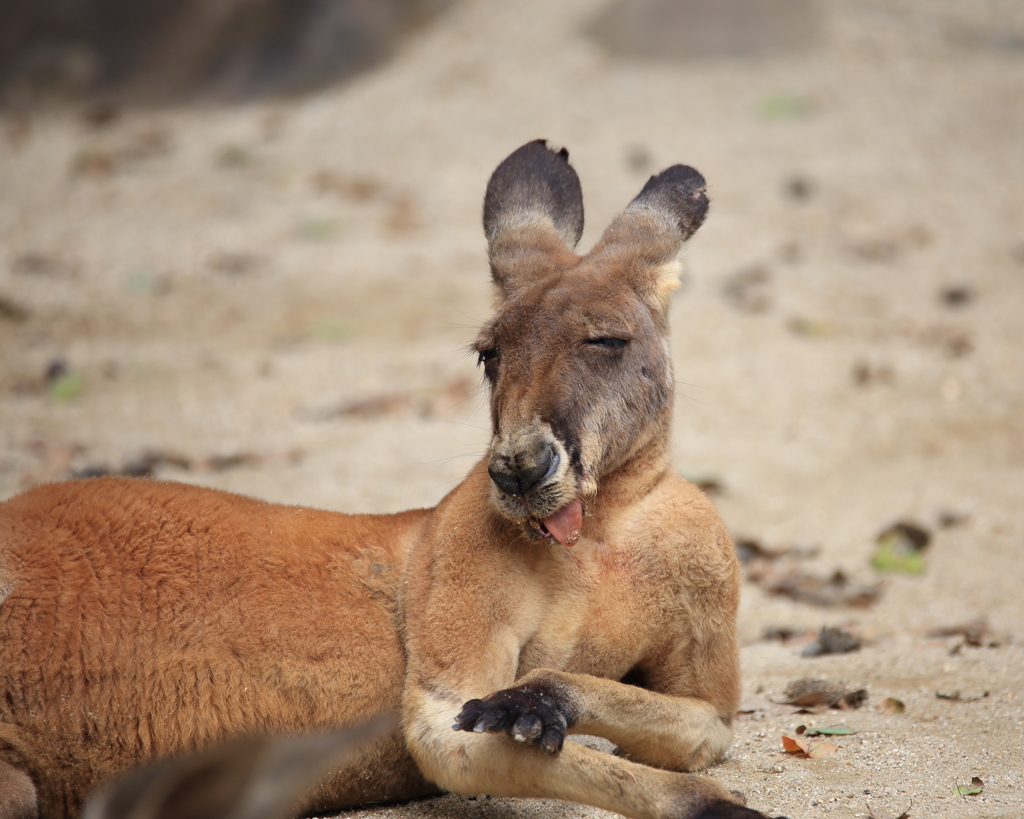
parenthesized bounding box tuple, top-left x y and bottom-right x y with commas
(515, 537, 669, 681)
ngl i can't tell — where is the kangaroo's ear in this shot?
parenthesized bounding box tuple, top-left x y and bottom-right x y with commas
(483, 140, 584, 300)
(590, 164, 709, 313)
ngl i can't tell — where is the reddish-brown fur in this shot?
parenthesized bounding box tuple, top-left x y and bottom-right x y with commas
(0, 480, 433, 817)
(0, 141, 782, 819)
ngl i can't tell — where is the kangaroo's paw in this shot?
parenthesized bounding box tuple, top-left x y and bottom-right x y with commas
(453, 683, 577, 754)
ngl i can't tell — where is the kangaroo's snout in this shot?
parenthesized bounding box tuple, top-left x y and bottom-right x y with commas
(488, 440, 557, 498)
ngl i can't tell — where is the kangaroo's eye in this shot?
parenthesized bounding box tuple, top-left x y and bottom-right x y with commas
(477, 348, 498, 366)
(587, 337, 629, 349)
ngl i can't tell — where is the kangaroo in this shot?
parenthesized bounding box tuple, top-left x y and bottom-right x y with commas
(0, 141, 785, 819)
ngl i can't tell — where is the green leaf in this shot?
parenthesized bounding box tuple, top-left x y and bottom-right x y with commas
(216, 144, 251, 168)
(295, 218, 341, 241)
(759, 94, 816, 120)
(872, 543, 925, 573)
(787, 316, 835, 337)
(126, 270, 163, 294)
(814, 725, 856, 736)
(49, 372, 85, 403)
(952, 776, 984, 796)
(872, 523, 930, 575)
(306, 318, 352, 341)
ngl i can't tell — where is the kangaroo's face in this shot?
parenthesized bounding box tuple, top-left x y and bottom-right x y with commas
(476, 142, 708, 546)
(475, 264, 674, 545)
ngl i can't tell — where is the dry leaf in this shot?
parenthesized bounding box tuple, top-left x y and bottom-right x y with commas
(761, 567, 881, 608)
(880, 697, 906, 715)
(777, 678, 868, 711)
(761, 625, 812, 643)
(936, 690, 989, 703)
(836, 689, 869, 710)
(807, 739, 839, 757)
(800, 625, 862, 656)
(736, 695, 793, 720)
(782, 734, 805, 753)
(734, 538, 810, 562)
(782, 734, 838, 758)
(0, 296, 31, 322)
(926, 618, 998, 649)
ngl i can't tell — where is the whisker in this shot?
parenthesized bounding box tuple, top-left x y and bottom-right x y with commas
(435, 389, 487, 415)
(450, 309, 486, 326)
(673, 378, 708, 390)
(418, 450, 489, 469)
(673, 377, 709, 406)
(430, 465, 489, 493)
(672, 388, 706, 407)
(430, 419, 491, 433)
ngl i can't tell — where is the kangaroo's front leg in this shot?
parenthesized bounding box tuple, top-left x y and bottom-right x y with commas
(452, 669, 734, 771)
(401, 530, 780, 819)
(406, 680, 777, 819)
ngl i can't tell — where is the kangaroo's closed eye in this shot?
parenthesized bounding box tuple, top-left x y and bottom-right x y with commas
(586, 337, 629, 349)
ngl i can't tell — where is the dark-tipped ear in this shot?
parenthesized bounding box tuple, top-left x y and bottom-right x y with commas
(590, 164, 709, 312)
(483, 140, 584, 299)
(629, 164, 709, 243)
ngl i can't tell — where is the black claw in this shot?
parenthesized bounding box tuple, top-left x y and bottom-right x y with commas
(453, 699, 485, 732)
(476, 708, 515, 733)
(539, 726, 564, 754)
(512, 713, 543, 742)
(458, 698, 484, 716)
(453, 682, 577, 753)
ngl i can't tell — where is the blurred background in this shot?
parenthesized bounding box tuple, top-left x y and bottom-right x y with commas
(1, 1, 1022, 816)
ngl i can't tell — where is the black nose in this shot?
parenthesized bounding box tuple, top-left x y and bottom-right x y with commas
(488, 445, 556, 497)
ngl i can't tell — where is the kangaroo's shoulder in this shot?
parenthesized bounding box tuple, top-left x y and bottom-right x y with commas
(624, 469, 732, 545)
(614, 470, 738, 587)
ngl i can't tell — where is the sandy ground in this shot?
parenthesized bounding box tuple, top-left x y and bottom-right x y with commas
(2, 1, 1023, 817)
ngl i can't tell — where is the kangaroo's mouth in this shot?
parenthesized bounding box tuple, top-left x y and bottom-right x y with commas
(528, 498, 584, 547)
(487, 433, 586, 545)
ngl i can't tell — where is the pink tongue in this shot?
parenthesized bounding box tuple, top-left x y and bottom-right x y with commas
(542, 499, 584, 547)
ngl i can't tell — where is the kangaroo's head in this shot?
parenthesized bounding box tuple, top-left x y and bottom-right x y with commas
(475, 140, 708, 546)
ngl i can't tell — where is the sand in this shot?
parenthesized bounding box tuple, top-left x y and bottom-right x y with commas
(2, 1, 1022, 817)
